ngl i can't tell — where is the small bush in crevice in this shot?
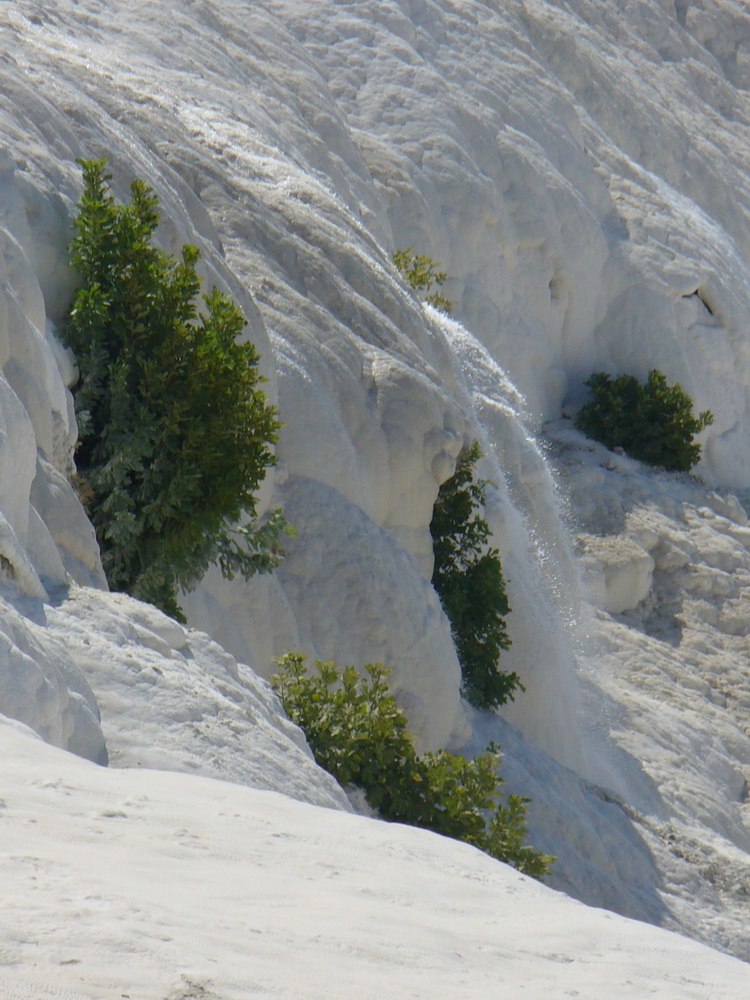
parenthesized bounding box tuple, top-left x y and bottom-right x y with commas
(574, 369, 713, 472)
(272, 653, 553, 878)
(430, 442, 521, 709)
(64, 158, 290, 620)
(392, 248, 454, 313)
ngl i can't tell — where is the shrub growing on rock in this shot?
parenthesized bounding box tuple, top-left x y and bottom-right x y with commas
(392, 248, 453, 313)
(272, 652, 553, 877)
(430, 442, 521, 709)
(65, 158, 288, 620)
(575, 370, 713, 472)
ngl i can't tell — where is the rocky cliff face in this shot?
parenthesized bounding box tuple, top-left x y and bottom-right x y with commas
(2, 0, 750, 962)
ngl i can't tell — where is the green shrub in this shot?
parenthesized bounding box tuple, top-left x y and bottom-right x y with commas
(430, 442, 521, 709)
(392, 248, 454, 313)
(574, 370, 713, 472)
(272, 653, 553, 877)
(65, 158, 290, 620)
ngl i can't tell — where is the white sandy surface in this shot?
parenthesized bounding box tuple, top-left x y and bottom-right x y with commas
(1, 718, 748, 1000)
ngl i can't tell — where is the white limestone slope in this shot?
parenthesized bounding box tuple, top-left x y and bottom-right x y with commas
(2, 717, 749, 1000)
(486, 425, 750, 960)
(1, 0, 750, 982)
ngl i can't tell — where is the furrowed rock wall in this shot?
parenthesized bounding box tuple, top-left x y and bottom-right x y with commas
(5, 0, 750, 759)
(4, 0, 750, 959)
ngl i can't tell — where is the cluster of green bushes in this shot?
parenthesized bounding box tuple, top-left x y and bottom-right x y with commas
(575, 369, 713, 472)
(65, 170, 712, 881)
(65, 159, 288, 620)
(430, 442, 521, 709)
(65, 167, 545, 875)
(272, 653, 552, 877)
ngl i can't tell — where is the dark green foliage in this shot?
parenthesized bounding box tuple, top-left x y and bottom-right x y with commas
(272, 653, 553, 877)
(430, 442, 521, 709)
(575, 370, 714, 472)
(65, 158, 288, 620)
(392, 248, 454, 313)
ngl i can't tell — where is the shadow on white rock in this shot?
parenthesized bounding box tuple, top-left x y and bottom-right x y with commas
(0, 591, 106, 764)
(45, 586, 351, 811)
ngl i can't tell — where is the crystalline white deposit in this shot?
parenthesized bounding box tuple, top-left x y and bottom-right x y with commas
(1, 0, 750, 988)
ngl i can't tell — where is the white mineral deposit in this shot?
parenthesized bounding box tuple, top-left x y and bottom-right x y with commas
(2, 0, 750, 996)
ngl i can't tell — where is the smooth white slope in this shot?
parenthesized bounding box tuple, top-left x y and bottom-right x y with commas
(1, 719, 748, 1000)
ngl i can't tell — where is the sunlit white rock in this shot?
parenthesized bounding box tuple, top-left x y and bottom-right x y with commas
(2, 0, 750, 973)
